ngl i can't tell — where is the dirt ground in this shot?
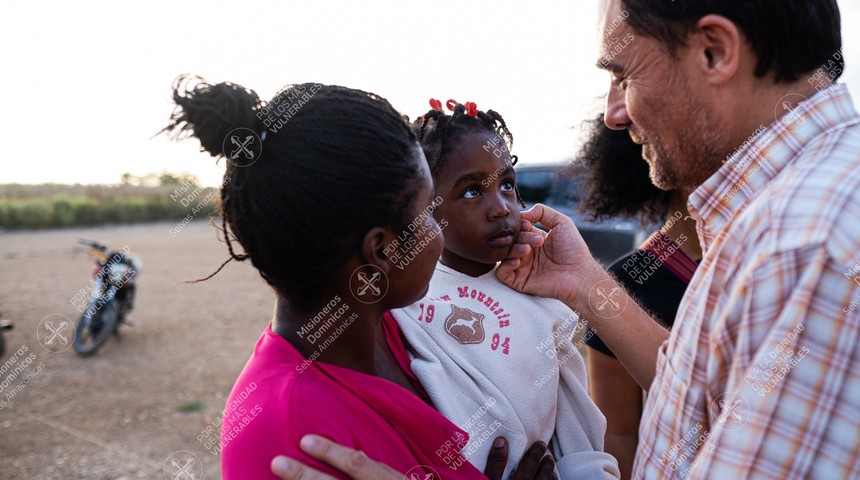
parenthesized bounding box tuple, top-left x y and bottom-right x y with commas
(0, 221, 274, 479)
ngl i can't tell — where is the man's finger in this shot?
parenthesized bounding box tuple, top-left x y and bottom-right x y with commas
(520, 204, 572, 231)
(483, 437, 509, 480)
(505, 227, 543, 264)
(299, 435, 400, 480)
(520, 218, 535, 233)
(517, 231, 545, 248)
(498, 256, 522, 270)
(271, 456, 338, 480)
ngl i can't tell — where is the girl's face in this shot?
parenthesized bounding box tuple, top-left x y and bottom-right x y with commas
(432, 131, 521, 277)
(384, 156, 445, 305)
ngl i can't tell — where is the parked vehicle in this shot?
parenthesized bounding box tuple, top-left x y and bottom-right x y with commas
(73, 240, 141, 356)
(515, 163, 648, 265)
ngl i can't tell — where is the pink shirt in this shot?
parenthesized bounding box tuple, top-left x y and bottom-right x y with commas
(220, 313, 484, 479)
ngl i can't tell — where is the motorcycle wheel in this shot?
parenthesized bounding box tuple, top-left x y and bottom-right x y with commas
(73, 301, 117, 357)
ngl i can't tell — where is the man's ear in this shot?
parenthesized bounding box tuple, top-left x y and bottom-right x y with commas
(692, 14, 741, 85)
(360, 226, 395, 275)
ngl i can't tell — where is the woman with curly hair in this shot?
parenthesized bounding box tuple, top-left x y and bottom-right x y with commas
(576, 113, 702, 479)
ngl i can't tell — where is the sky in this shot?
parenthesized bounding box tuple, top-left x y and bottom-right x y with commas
(2, 0, 859, 187)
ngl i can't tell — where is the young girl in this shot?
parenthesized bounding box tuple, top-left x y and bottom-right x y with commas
(390, 100, 620, 479)
(162, 78, 541, 479)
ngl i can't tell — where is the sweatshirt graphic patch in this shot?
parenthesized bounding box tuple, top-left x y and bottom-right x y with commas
(444, 305, 485, 345)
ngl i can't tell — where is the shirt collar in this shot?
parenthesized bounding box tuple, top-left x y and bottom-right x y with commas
(688, 84, 858, 250)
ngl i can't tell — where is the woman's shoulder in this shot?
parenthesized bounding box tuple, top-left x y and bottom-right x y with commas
(226, 326, 363, 432)
(221, 330, 391, 478)
(220, 330, 343, 478)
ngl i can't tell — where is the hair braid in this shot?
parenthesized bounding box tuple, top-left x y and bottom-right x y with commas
(163, 76, 422, 310)
(412, 101, 525, 207)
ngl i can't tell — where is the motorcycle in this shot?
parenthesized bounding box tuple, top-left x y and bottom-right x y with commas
(73, 240, 141, 356)
(0, 309, 11, 358)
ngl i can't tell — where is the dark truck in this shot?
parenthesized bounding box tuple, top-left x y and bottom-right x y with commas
(515, 163, 647, 266)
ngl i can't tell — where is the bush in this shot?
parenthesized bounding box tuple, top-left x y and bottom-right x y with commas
(0, 184, 222, 230)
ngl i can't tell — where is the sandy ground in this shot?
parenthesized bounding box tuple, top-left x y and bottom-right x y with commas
(0, 221, 274, 479)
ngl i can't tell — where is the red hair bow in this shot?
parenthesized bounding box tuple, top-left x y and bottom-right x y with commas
(443, 99, 480, 117)
(464, 101, 479, 117)
(429, 98, 443, 112)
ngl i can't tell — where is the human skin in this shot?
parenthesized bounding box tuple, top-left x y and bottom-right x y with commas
(273, 155, 443, 395)
(268, 0, 836, 473)
(270, 435, 557, 480)
(495, 0, 830, 389)
(267, 154, 558, 480)
(588, 189, 701, 479)
(432, 131, 522, 277)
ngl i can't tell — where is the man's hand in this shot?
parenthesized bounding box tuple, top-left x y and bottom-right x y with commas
(498, 203, 668, 389)
(271, 435, 402, 480)
(271, 435, 557, 480)
(497, 204, 602, 306)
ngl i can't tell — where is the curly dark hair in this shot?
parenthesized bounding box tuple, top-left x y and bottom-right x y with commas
(161, 75, 422, 309)
(576, 113, 669, 226)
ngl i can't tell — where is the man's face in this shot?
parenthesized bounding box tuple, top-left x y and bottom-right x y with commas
(597, 0, 729, 191)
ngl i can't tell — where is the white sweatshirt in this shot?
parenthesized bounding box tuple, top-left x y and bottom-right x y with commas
(392, 263, 620, 479)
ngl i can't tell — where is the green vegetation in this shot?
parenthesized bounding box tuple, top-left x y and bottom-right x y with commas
(0, 176, 221, 230)
(174, 400, 206, 413)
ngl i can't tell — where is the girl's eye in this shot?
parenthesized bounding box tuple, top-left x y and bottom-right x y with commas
(463, 187, 480, 199)
(500, 180, 515, 192)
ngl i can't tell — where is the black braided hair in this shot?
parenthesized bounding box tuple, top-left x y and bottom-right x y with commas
(161, 75, 422, 309)
(575, 113, 670, 226)
(412, 101, 525, 207)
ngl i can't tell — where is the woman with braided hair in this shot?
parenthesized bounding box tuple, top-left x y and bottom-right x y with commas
(163, 77, 555, 480)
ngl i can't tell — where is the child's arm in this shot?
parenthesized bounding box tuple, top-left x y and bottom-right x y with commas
(551, 324, 621, 479)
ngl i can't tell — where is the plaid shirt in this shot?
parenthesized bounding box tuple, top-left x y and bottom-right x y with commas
(634, 84, 860, 479)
